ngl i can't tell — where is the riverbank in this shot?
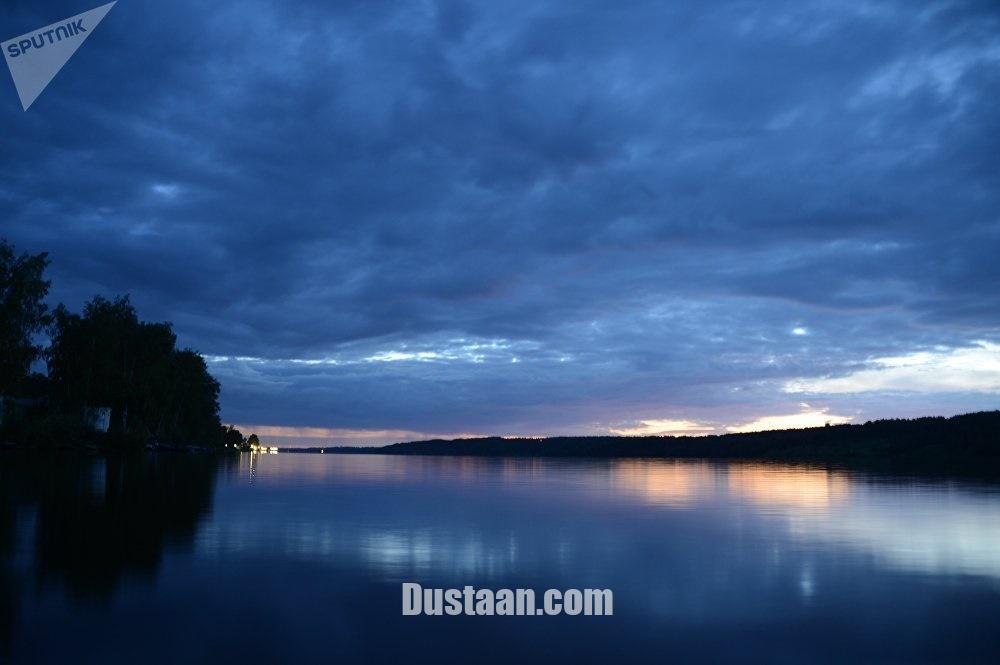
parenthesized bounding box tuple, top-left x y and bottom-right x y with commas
(287, 411, 1000, 478)
(0, 438, 237, 455)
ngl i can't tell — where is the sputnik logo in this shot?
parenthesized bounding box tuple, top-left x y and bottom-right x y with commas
(2, 2, 116, 111)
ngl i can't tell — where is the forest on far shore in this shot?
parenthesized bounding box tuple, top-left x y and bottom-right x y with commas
(307, 411, 1000, 476)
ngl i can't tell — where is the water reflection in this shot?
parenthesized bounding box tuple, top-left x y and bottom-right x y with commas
(609, 460, 718, 507)
(609, 459, 1000, 580)
(788, 485, 1000, 578)
(0, 452, 229, 657)
(725, 465, 850, 510)
(2, 452, 1000, 662)
(608, 459, 852, 509)
(202, 455, 1000, 583)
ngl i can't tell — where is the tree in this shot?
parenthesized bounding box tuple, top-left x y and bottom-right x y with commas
(246, 433, 260, 450)
(221, 424, 245, 448)
(47, 296, 140, 431)
(0, 239, 50, 396)
(47, 295, 225, 447)
(169, 350, 221, 444)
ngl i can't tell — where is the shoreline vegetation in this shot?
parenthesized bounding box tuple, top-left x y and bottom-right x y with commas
(0, 238, 252, 452)
(289, 411, 1000, 477)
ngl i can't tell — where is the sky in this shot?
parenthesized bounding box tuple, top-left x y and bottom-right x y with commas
(2, 0, 999, 446)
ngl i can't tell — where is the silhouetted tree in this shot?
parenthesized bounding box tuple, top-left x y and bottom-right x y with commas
(47, 296, 139, 431)
(221, 424, 245, 449)
(169, 350, 221, 443)
(46, 295, 224, 447)
(0, 239, 50, 397)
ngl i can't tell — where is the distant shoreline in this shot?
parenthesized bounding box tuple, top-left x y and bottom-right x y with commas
(5, 411, 998, 479)
(281, 411, 1000, 477)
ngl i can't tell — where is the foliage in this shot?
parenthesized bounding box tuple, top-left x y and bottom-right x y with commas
(0, 238, 51, 396)
(221, 424, 246, 449)
(346, 411, 1000, 477)
(46, 295, 223, 447)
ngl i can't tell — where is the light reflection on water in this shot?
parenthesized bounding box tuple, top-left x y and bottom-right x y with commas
(216, 454, 1000, 582)
(3, 452, 1000, 663)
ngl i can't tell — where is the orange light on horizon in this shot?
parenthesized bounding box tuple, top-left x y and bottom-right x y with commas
(727, 409, 852, 434)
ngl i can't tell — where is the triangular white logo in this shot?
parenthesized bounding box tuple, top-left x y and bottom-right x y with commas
(2, 2, 116, 111)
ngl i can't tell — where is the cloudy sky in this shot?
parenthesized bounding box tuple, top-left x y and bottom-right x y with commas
(2, 0, 999, 445)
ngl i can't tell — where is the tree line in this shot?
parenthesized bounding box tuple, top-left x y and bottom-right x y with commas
(339, 411, 1000, 477)
(1, 237, 250, 449)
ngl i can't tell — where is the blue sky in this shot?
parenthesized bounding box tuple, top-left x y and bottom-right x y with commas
(2, 0, 999, 445)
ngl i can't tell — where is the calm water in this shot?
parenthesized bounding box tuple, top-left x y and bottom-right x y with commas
(2, 452, 1000, 663)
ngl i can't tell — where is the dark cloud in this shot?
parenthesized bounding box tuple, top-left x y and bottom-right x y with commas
(2, 0, 999, 442)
